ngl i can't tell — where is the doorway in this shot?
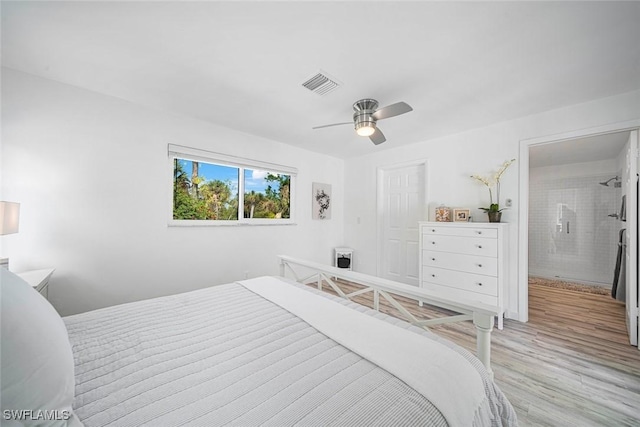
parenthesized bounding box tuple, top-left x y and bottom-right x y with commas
(519, 125, 639, 347)
(376, 160, 428, 286)
(528, 135, 626, 290)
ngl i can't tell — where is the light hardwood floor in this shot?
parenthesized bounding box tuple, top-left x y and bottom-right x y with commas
(309, 280, 640, 426)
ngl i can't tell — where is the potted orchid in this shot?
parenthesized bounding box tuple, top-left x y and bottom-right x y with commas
(470, 158, 516, 222)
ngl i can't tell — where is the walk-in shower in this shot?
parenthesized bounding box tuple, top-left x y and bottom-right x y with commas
(529, 173, 622, 287)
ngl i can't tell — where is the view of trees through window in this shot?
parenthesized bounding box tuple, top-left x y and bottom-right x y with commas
(173, 158, 291, 221)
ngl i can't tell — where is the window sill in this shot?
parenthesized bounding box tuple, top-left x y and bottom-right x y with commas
(168, 221, 297, 227)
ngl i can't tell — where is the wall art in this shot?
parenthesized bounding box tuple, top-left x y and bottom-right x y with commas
(312, 182, 332, 220)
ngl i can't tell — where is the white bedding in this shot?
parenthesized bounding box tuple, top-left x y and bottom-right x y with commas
(64, 276, 517, 427)
(241, 276, 487, 427)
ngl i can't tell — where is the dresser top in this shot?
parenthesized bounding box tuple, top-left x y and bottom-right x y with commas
(420, 221, 509, 228)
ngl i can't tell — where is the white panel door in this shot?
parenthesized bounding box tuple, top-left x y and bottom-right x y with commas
(380, 164, 424, 285)
(624, 130, 638, 347)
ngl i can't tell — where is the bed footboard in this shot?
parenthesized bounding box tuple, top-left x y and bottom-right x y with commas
(278, 255, 498, 378)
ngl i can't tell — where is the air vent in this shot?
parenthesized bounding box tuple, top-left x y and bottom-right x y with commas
(302, 71, 340, 96)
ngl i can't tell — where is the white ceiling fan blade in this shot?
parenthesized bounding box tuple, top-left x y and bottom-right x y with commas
(312, 122, 353, 129)
(372, 102, 413, 120)
(369, 128, 386, 145)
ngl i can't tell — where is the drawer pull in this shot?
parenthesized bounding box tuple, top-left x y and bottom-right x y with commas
(431, 241, 436, 245)
(431, 258, 436, 261)
(431, 229, 436, 232)
(477, 282, 483, 286)
(476, 231, 482, 235)
(431, 274, 436, 278)
(477, 245, 483, 249)
(477, 264, 483, 268)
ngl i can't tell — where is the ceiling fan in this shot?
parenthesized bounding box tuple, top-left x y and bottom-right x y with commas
(313, 99, 413, 145)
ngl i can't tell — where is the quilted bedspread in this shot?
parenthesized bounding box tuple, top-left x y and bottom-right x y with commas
(64, 277, 517, 427)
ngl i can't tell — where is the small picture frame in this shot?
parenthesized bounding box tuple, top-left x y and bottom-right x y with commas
(435, 206, 451, 222)
(453, 208, 470, 222)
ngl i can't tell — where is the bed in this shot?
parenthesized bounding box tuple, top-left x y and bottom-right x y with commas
(1, 265, 517, 427)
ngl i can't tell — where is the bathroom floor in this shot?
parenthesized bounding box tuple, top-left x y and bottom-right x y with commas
(528, 276, 611, 296)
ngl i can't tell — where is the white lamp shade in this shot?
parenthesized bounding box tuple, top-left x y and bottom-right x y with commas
(0, 201, 20, 235)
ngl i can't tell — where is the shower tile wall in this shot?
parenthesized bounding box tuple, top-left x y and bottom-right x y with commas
(529, 173, 621, 286)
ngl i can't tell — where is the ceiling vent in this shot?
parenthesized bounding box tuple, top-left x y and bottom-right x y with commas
(302, 71, 341, 96)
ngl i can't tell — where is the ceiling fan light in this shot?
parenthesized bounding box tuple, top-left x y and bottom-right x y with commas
(355, 122, 376, 137)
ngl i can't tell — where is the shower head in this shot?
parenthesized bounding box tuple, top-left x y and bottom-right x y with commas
(599, 176, 620, 187)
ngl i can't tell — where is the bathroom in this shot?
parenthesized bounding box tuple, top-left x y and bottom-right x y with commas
(528, 132, 630, 292)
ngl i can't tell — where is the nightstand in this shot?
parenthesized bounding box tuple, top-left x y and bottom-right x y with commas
(17, 268, 55, 300)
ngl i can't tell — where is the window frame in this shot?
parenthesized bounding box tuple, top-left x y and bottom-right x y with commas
(168, 144, 297, 226)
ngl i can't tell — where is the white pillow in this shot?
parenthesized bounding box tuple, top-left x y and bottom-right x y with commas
(0, 268, 83, 426)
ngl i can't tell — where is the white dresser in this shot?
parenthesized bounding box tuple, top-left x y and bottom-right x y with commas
(419, 222, 508, 329)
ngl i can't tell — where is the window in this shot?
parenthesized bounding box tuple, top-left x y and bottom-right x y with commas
(243, 169, 291, 219)
(173, 159, 239, 220)
(169, 144, 296, 225)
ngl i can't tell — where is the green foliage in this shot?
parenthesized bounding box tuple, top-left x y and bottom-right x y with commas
(173, 161, 290, 221)
(173, 160, 238, 220)
(480, 203, 501, 213)
(244, 173, 290, 219)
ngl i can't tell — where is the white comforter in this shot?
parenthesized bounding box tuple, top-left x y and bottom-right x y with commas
(64, 276, 517, 427)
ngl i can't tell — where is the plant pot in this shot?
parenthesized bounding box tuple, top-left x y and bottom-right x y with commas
(487, 211, 502, 223)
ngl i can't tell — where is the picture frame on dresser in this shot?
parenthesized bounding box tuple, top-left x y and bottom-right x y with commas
(435, 206, 451, 222)
(453, 208, 470, 222)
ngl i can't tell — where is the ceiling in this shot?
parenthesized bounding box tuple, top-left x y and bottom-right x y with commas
(529, 131, 630, 168)
(2, 1, 639, 159)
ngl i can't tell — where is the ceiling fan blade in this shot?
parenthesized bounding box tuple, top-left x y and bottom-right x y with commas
(312, 122, 353, 130)
(372, 102, 413, 120)
(369, 128, 386, 145)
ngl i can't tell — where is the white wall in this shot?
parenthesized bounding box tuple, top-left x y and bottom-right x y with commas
(344, 89, 640, 319)
(530, 159, 620, 181)
(1, 69, 345, 316)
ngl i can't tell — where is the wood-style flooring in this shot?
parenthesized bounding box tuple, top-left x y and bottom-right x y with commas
(307, 280, 640, 427)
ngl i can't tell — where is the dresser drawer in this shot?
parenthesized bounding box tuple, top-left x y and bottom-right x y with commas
(422, 266, 498, 296)
(423, 250, 498, 276)
(422, 234, 498, 257)
(420, 282, 499, 307)
(422, 226, 498, 239)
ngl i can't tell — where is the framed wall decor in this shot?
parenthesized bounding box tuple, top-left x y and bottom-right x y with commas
(312, 182, 332, 219)
(453, 208, 471, 222)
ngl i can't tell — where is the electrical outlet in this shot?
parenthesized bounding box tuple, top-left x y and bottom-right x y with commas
(244, 270, 249, 279)
(505, 198, 512, 207)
